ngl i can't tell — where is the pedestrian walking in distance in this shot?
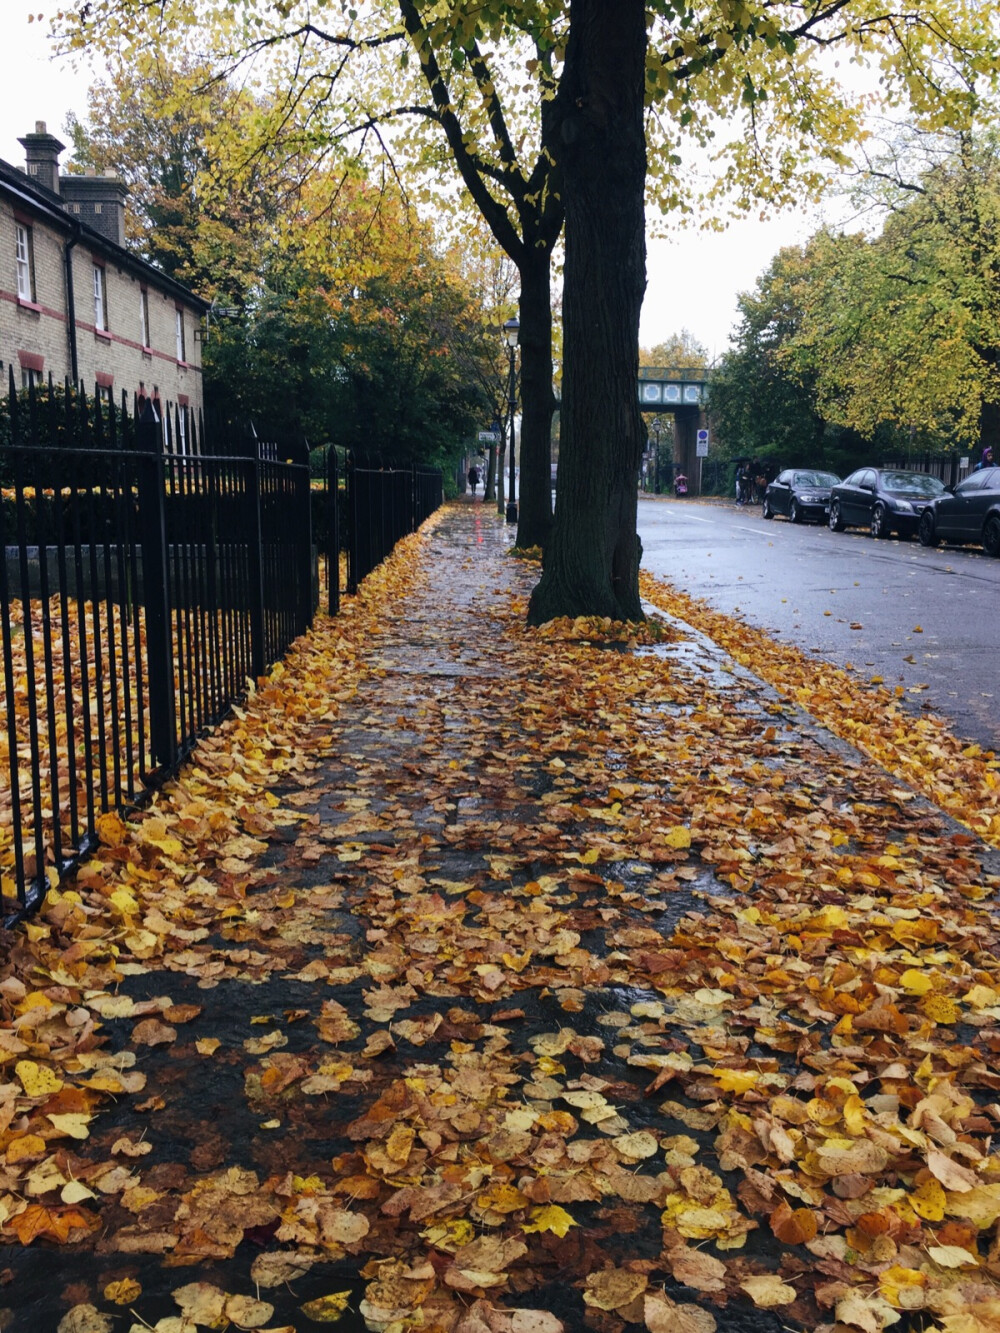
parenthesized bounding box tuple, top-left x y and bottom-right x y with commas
(468, 465, 480, 495)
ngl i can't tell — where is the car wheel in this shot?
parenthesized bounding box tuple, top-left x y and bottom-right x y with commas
(762, 497, 774, 520)
(983, 513, 1000, 557)
(870, 503, 890, 539)
(789, 500, 801, 524)
(918, 510, 939, 547)
(828, 501, 844, 532)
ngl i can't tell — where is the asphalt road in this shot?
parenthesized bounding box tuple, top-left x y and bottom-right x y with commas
(637, 494, 1000, 752)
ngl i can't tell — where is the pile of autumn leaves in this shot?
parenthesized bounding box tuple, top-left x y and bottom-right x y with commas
(4, 504, 1000, 1333)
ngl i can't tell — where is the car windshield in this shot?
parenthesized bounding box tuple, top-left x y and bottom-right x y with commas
(793, 471, 839, 487)
(882, 471, 945, 496)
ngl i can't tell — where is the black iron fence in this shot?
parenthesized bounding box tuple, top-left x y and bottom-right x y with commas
(0, 375, 313, 921)
(1, 379, 444, 920)
(344, 454, 444, 594)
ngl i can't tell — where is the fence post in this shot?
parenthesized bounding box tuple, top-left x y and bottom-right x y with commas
(346, 451, 358, 596)
(136, 401, 176, 768)
(244, 426, 267, 681)
(328, 446, 340, 616)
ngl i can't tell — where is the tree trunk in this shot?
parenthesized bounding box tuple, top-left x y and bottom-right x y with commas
(527, 0, 647, 625)
(515, 250, 555, 549)
(978, 347, 1000, 452)
(483, 442, 496, 502)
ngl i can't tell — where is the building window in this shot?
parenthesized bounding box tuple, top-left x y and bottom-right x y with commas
(176, 404, 188, 453)
(93, 265, 108, 331)
(21, 366, 41, 390)
(140, 289, 150, 348)
(175, 309, 186, 362)
(15, 224, 35, 302)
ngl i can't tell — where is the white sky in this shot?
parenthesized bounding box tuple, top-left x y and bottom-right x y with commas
(0, 1, 828, 361)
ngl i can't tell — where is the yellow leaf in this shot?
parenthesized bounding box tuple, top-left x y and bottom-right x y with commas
(927, 1244, 978, 1268)
(898, 969, 934, 996)
(911, 1178, 946, 1221)
(95, 811, 129, 847)
(714, 1068, 759, 1094)
(299, 1292, 353, 1322)
(196, 1038, 221, 1056)
(740, 1275, 797, 1307)
(15, 1060, 63, 1097)
(104, 1279, 142, 1304)
(46, 1113, 91, 1140)
(522, 1205, 578, 1237)
(61, 1181, 97, 1204)
(663, 826, 692, 849)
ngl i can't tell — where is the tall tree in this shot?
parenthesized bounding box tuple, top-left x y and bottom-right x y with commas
(528, 0, 647, 622)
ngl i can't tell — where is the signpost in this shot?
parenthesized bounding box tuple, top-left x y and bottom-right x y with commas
(696, 429, 709, 495)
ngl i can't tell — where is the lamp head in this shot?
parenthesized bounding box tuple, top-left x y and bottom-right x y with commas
(502, 316, 520, 348)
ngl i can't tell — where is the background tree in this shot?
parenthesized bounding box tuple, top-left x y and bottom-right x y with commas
(707, 243, 872, 475)
(639, 331, 709, 371)
(787, 131, 1000, 453)
(64, 56, 275, 305)
(68, 63, 495, 466)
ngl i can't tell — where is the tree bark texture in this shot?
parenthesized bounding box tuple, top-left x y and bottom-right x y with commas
(515, 249, 555, 549)
(978, 347, 1000, 451)
(527, 0, 647, 624)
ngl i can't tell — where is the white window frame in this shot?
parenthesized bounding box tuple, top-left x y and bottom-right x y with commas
(175, 308, 186, 362)
(140, 288, 150, 348)
(93, 264, 108, 332)
(176, 404, 188, 453)
(15, 223, 35, 302)
(20, 366, 40, 390)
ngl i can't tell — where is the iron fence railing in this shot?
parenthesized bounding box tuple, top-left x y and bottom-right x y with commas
(0, 375, 312, 921)
(1, 377, 445, 920)
(345, 454, 444, 594)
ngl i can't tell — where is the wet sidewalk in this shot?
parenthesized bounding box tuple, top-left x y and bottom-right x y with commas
(5, 501, 1000, 1333)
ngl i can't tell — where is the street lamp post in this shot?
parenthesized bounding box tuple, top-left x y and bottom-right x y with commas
(503, 316, 519, 524)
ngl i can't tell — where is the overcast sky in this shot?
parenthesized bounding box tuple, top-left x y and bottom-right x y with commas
(0, 2, 827, 362)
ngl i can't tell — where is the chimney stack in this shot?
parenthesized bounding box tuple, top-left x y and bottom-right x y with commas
(18, 121, 65, 195)
(60, 169, 129, 247)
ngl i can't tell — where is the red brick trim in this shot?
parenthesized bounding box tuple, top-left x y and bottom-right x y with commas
(177, 394, 189, 406)
(1, 288, 66, 322)
(96, 371, 114, 388)
(17, 351, 44, 373)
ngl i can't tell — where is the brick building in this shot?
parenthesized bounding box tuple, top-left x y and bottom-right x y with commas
(1, 122, 209, 444)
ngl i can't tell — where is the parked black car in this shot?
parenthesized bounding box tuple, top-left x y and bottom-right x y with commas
(762, 469, 841, 523)
(918, 466, 1000, 555)
(828, 468, 947, 538)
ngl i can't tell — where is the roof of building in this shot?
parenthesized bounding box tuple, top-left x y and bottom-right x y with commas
(0, 151, 211, 313)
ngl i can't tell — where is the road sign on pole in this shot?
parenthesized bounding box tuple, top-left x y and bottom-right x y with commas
(478, 431, 499, 443)
(696, 429, 709, 458)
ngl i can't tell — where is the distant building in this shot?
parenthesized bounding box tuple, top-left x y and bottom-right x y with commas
(0, 121, 209, 443)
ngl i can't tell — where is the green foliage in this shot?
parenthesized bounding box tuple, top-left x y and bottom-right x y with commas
(707, 244, 879, 475)
(790, 132, 1000, 451)
(714, 132, 1000, 460)
(202, 179, 494, 469)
